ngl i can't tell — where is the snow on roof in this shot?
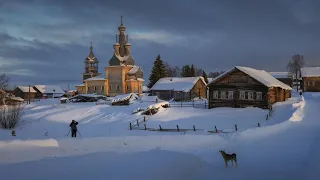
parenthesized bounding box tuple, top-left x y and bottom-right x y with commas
(128, 66, 140, 75)
(17, 86, 36, 93)
(84, 76, 106, 81)
(34, 85, 65, 94)
(143, 86, 150, 92)
(151, 77, 206, 92)
(137, 78, 145, 81)
(300, 67, 320, 77)
(208, 66, 292, 90)
(268, 72, 291, 78)
(75, 84, 85, 87)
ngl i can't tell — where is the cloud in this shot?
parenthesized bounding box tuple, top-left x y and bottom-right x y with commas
(1, 0, 320, 88)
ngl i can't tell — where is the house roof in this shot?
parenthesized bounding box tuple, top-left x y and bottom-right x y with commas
(208, 66, 292, 90)
(143, 86, 150, 92)
(151, 77, 206, 92)
(17, 86, 37, 93)
(75, 84, 85, 87)
(84, 75, 106, 81)
(268, 72, 291, 79)
(34, 85, 65, 94)
(300, 67, 320, 77)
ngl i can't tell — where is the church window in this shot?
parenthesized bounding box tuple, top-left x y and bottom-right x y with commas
(117, 85, 120, 91)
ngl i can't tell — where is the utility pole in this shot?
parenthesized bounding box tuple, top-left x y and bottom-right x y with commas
(28, 84, 30, 104)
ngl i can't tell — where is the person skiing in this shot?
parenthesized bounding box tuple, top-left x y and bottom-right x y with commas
(69, 120, 79, 137)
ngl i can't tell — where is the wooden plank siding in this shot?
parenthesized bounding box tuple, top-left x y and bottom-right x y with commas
(208, 69, 291, 109)
(302, 77, 320, 92)
(151, 78, 207, 101)
(13, 88, 36, 100)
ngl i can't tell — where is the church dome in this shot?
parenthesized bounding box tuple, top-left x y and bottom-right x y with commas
(125, 43, 131, 46)
(114, 42, 120, 46)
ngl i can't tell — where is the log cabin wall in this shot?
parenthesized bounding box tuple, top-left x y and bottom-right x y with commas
(302, 77, 320, 92)
(208, 69, 269, 109)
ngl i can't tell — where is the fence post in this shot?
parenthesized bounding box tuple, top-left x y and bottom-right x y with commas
(258, 123, 260, 127)
(136, 119, 139, 126)
(144, 116, 146, 122)
(159, 125, 162, 131)
(129, 123, 132, 130)
(215, 126, 218, 133)
(144, 124, 147, 130)
(235, 124, 238, 131)
(193, 125, 196, 131)
(266, 114, 269, 120)
(177, 125, 180, 132)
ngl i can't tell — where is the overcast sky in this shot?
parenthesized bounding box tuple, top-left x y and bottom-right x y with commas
(1, 0, 320, 89)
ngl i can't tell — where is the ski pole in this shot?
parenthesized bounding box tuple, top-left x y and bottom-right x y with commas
(66, 129, 70, 136)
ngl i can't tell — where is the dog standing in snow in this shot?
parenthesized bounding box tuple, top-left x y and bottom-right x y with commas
(219, 150, 237, 167)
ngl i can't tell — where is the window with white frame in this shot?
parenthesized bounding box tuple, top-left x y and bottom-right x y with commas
(248, 92, 254, 100)
(213, 91, 218, 99)
(117, 85, 120, 91)
(94, 86, 97, 91)
(256, 92, 262, 100)
(308, 81, 315, 86)
(221, 91, 226, 99)
(228, 91, 233, 99)
(218, 91, 221, 98)
(101, 86, 104, 91)
(109, 85, 112, 90)
(239, 91, 245, 100)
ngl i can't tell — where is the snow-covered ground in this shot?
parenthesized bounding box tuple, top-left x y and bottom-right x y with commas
(0, 92, 319, 180)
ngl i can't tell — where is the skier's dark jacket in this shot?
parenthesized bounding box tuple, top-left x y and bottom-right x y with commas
(69, 120, 78, 130)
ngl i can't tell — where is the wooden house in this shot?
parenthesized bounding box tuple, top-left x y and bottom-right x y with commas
(150, 77, 207, 101)
(33, 85, 65, 98)
(269, 72, 293, 87)
(207, 66, 292, 109)
(300, 67, 320, 92)
(13, 86, 37, 100)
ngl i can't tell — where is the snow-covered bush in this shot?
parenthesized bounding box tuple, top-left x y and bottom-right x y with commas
(0, 105, 24, 129)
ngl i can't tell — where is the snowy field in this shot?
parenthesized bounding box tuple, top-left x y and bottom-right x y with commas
(1, 92, 319, 180)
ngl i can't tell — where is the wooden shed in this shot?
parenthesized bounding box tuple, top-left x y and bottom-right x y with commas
(150, 77, 207, 101)
(300, 67, 320, 92)
(13, 86, 37, 100)
(207, 66, 292, 109)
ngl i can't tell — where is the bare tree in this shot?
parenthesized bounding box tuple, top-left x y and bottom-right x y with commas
(164, 62, 181, 77)
(0, 74, 9, 105)
(195, 68, 203, 76)
(287, 54, 305, 91)
(0, 74, 9, 90)
(0, 105, 24, 129)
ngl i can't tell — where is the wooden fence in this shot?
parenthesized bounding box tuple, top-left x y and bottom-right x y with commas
(129, 107, 275, 134)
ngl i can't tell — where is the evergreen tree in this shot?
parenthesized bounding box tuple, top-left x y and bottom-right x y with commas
(190, 64, 196, 77)
(148, 54, 167, 88)
(202, 70, 209, 84)
(181, 65, 191, 77)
